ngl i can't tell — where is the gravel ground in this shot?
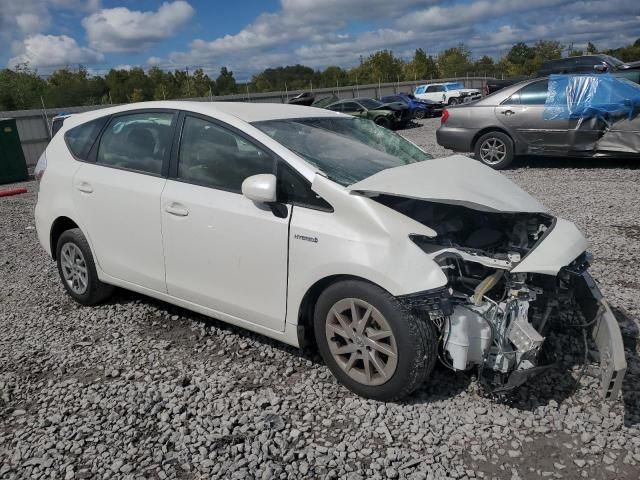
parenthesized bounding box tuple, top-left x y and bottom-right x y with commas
(1, 119, 639, 480)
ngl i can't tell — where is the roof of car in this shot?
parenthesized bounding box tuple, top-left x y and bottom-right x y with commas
(66, 100, 342, 128)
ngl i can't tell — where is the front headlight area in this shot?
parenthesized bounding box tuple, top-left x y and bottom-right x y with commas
(407, 233, 601, 394)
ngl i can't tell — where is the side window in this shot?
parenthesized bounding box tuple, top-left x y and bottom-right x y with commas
(342, 102, 361, 112)
(425, 86, 436, 93)
(277, 162, 332, 211)
(415, 86, 426, 94)
(518, 80, 549, 105)
(327, 103, 343, 112)
(64, 116, 109, 160)
(97, 112, 174, 175)
(178, 116, 274, 192)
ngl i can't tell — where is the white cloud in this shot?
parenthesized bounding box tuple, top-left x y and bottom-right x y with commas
(82, 1, 195, 53)
(8, 34, 104, 68)
(15, 13, 49, 34)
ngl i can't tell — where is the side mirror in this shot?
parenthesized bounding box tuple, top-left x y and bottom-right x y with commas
(594, 64, 607, 72)
(242, 174, 277, 203)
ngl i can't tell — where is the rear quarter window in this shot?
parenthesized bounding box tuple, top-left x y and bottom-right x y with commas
(64, 116, 109, 160)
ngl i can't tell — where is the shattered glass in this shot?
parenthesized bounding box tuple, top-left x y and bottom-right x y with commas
(253, 117, 432, 186)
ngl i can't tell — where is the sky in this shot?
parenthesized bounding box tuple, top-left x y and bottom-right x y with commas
(1, 0, 639, 80)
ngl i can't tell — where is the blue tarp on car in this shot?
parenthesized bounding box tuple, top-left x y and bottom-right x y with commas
(544, 73, 640, 121)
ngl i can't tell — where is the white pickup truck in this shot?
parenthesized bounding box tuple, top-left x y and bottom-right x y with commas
(414, 82, 482, 105)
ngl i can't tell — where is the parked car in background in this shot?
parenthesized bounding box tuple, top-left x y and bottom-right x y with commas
(380, 93, 444, 119)
(34, 101, 625, 402)
(538, 54, 640, 81)
(51, 113, 72, 137)
(414, 82, 482, 105)
(323, 97, 411, 128)
(287, 92, 315, 106)
(436, 75, 640, 169)
(483, 54, 640, 95)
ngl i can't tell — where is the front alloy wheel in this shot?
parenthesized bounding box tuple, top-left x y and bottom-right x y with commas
(325, 298, 398, 386)
(314, 280, 437, 401)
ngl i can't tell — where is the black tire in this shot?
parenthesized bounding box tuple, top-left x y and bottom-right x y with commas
(448, 97, 459, 105)
(374, 116, 392, 129)
(56, 228, 114, 305)
(314, 280, 437, 401)
(414, 109, 426, 119)
(474, 131, 515, 170)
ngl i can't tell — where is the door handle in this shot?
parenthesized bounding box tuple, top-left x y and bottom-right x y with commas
(76, 182, 93, 194)
(165, 203, 189, 217)
(501, 109, 515, 116)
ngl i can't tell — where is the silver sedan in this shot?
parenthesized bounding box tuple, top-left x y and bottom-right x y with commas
(436, 77, 640, 169)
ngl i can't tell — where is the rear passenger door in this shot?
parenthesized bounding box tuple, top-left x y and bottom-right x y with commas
(160, 114, 290, 331)
(72, 110, 175, 292)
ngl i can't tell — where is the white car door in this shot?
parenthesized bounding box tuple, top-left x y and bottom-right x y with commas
(429, 85, 448, 103)
(72, 110, 176, 292)
(161, 114, 290, 331)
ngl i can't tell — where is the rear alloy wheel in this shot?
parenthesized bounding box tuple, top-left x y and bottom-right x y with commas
(414, 109, 426, 119)
(374, 116, 392, 129)
(314, 280, 437, 401)
(474, 131, 514, 170)
(56, 228, 114, 305)
(448, 97, 459, 105)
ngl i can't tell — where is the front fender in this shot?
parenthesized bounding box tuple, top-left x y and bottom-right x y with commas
(285, 175, 449, 326)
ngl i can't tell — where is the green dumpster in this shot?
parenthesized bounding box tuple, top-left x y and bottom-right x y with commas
(0, 118, 29, 185)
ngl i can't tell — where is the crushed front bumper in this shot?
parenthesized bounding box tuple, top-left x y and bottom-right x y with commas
(576, 272, 627, 400)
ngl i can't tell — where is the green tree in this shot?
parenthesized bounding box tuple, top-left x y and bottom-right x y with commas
(474, 55, 497, 77)
(319, 66, 349, 88)
(215, 67, 237, 95)
(403, 48, 439, 80)
(251, 74, 272, 92)
(0, 64, 46, 110)
(352, 50, 404, 84)
(586, 42, 598, 54)
(190, 68, 213, 97)
(437, 44, 473, 77)
(504, 42, 535, 75)
(45, 67, 105, 107)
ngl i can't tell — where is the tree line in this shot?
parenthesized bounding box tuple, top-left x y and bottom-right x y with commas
(1, 38, 638, 112)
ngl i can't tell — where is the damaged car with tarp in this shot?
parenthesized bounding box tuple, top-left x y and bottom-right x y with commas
(436, 73, 640, 169)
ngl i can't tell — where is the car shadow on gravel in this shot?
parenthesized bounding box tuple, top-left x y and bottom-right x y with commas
(513, 155, 640, 170)
(102, 288, 325, 363)
(612, 307, 640, 428)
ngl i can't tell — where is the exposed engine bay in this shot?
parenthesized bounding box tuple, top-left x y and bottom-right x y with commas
(378, 195, 626, 397)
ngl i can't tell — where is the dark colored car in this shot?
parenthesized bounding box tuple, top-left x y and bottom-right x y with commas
(287, 92, 315, 106)
(323, 97, 411, 129)
(51, 113, 72, 137)
(538, 54, 640, 80)
(380, 93, 444, 119)
(484, 55, 640, 94)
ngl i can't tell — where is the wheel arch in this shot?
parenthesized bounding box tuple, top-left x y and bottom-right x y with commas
(471, 126, 515, 151)
(50, 216, 80, 260)
(295, 274, 387, 350)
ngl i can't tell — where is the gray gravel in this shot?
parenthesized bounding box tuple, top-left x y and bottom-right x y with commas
(1, 119, 639, 479)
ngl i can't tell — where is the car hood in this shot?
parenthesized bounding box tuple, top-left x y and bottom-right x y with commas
(348, 155, 546, 213)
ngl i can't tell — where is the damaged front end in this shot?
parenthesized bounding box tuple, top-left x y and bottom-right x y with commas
(384, 196, 627, 399)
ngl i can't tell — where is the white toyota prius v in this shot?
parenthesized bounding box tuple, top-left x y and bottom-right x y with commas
(34, 101, 626, 401)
